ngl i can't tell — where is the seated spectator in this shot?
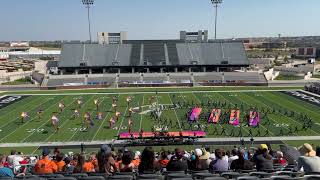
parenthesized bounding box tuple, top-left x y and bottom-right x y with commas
(298, 143, 320, 173)
(158, 151, 170, 168)
(228, 148, 239, 166)
(138, 147, 161, 174)
(62, 157, 74, 173)
(119, 151, 134, 172)
(83, 156, 95, 173)
(253, 144, 273, 171)
(54, 153, 65, 172)
(97, 144, 117, 175)
(131, 151, 141, 169)
(73, 154, 85, 173)
(166, 148, 188, 172)
(34, 148, 58, 174)
(0, 154, 14, 177)
(209, 148, 228, 172)
(273, 151, 287, 166)
(230, 149, 254, 171)
(90, 153, 99, 172)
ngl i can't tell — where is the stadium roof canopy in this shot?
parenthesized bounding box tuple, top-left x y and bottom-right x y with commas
(58, 40, 249, 68)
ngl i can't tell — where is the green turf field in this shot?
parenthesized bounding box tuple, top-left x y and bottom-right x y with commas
(0, 88, 319, 146)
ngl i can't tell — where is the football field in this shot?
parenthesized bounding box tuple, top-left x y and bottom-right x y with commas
(0, 88, 319, 146)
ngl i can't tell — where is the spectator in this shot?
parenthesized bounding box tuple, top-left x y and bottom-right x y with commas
(54, 153, 65, 172)
(83, 156, 95, 173)
(158, 151, 170, 168)
(0, 154, 14, 177)
(73, 154, 85, 173)
(119, 151, 134, 172)
(297, 143, 320, 173)
(34, 148, 58, 174)
(166, 148, 188, 172)
(90, 153, 99, 172)
(138, 147, 161, 174)
(253, 144, 273, 171)
(228, 148, 239, 166)
(62, 157, 74, 173)
(97, 144, 117, 175)
(7, 149, 24, 173)
(273, 151, 287, 166)
(230, 149, 254, 171)
(209, 149, 228, 172)
(131, 151, 141, 169)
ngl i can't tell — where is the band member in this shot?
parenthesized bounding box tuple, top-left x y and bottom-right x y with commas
(37, 108, 43, 120)
(112, 96, 117, 104)
(73, 109, 80, 119)
(128, 117, 133, 127)
(115, 111, 121, 121)
(128, 107, 133, 117)
(112, 103, 117, 112)
(96, 112, 103, 120)
(51, 113, 59, 133)
(94, 99, 99, 110)
(83, 112, 92, 129)
(21, 112, 29, 123)
(109, 116, 116, 128)
(58, 102, 65, 112)
(77, 98, 83, 108)
(126, 96, 132, 106)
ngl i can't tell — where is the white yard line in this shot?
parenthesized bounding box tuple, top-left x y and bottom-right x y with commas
(167, 94, 182, 130)
(139, 95, 145, 131)
(7, 89, 301, 96)
(20, 98, 78, 143)
(117, 106, 129, 136)
(0, 96, 66, 142)
(92, 106, 113, 141)
(42, 96, 87, 142)
(66, 96, 100, 141)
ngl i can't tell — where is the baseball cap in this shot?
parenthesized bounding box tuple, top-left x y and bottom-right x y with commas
(259, 144, 268, 151)
(42, 148, 50, 156)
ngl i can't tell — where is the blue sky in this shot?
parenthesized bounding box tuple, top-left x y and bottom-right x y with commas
(0, 0, 319, 41)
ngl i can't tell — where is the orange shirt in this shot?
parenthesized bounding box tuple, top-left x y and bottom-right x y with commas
(158, 159, 169, 167)
(91, 159, 98, 170)
(82, 161, 95, 172)
(131, 159, 141, 168)
(35, 157, 58, 174)
(115, 160, 122, 170)
(54, 161, 66, 172)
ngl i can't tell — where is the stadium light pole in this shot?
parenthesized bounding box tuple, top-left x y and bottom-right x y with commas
(211, 0, 223, 40)
(82, 0, 94, 43)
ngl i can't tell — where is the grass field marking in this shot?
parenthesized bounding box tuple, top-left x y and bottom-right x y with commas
(117, 106, 129, 136)
(139, 95, 145, 131)
(66, 95, 100, 141)
(7, 89, 302, 96)
(258, 92, 320, 135)
(230, 93, 278, 136)
(20, 97, 79, 143)
(92, 96, 115, 141)
(0, 97, 50, 130)
(167, 93, 182, 131)
(192, 92, 225, 130)
(0, 96, 67, 142)
(243, 94, 298, 135)
(41, 96, 90, 142)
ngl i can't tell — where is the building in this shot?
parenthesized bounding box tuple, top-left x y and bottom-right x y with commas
(97, 31, 127, 45)
(294, 47, 317, 58)
(180, 30, 208, 42)
(58, 39, 249, 75)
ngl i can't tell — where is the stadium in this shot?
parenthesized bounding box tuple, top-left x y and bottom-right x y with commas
(1, 0, 320, 179)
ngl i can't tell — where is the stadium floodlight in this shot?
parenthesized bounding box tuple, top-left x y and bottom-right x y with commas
(211, 0, 223, 40)
(82, 0, 95, 43)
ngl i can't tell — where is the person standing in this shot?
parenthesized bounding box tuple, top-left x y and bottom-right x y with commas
(35, 148, 58, 174)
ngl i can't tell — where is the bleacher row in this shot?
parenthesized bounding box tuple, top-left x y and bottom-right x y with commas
(5, 170, 320, 180)
(45, 72, 267, 87)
